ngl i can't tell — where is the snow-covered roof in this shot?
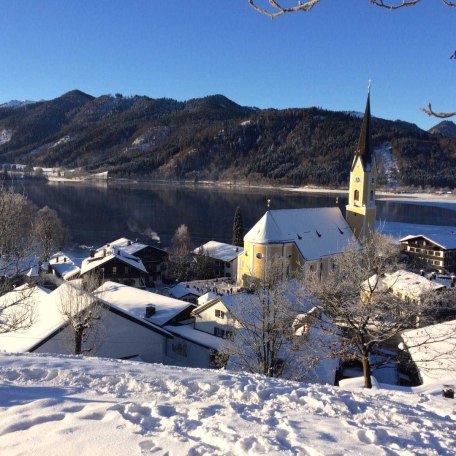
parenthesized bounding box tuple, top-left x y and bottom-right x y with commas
(49, 252, 80, 280)
(80, 246, 147, 275)
(94, 281, 194, 327)
(382, 269, 444, 298)
(169, 283, 202, 300)
(98, 238, 149, 256)
(193, 241, 243, 262)
(197, 291, 218, 306)
(0, 285, 65, 352)
(0, 281, 174, 353)
(244, 208, 357, 260)
(402, 320, 456, 385)
(400, 233, 456, 250)
(163, 324, 226, 351)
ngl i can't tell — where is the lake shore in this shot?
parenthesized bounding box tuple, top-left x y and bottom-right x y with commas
(46, 175, 456, 205)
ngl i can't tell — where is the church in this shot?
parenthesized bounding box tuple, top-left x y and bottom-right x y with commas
(237, 90, 377, 285)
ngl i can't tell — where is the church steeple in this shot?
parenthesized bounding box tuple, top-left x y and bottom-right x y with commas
(352, 86, 373, 170)
(346, 84, 377, 242)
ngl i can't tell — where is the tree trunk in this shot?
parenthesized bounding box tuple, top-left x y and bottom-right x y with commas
(361, 350, 372, 389)
(74, 327, 83, 355)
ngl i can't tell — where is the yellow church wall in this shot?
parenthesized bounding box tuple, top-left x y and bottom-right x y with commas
(237, 242, 305, 285)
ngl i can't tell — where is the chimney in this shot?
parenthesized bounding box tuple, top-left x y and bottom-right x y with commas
(56, 256, 59, 263)
(103, 249, 106, 257)
(64, 257, 67, 263)
(90, 250, 95, 258)
(420, 269, 424, 277)
(128, 240, 132, 246)
(145, 305, 156, 318)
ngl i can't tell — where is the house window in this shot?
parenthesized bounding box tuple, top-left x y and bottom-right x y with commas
(214, 327, 225, 338)
(215, 309, 225, 319)
(370, 190, 374, 201)
(125, 266, 129, 274)
(171, 341, 188, 357)
(112, 266, 117, 275)
(225, 331, 234, 340)
(354, 190, 360, 202)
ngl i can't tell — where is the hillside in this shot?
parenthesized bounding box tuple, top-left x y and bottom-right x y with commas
(429, 121, 456, 139)
(1, 91, 455, 188)
(0, 353, 455, 455)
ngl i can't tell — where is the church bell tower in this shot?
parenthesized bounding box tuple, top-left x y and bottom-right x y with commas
(346, 85, 377, 242)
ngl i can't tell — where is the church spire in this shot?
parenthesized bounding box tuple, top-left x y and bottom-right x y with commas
(355, 83, 373, 169)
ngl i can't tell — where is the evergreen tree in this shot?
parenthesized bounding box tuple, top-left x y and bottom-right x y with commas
(232, 207, 244, 247)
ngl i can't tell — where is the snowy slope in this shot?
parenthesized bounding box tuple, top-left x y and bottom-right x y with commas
(0, 353, 455, 455)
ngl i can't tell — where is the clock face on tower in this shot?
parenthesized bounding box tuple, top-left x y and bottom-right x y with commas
(355, 177, 360, 183)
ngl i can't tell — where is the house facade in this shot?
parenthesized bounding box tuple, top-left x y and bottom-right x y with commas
(80, 246, 148, 287)
(400, 234, 456, 273)
(97, 238, 168, 285)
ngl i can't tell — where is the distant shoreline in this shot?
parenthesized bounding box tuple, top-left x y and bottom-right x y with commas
(44, 175, 456, 205)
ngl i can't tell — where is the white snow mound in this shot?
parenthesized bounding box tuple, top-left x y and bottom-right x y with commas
(0, 353, 455, 455)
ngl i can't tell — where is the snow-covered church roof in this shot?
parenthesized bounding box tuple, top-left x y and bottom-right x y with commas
(244, 207, 358, 260)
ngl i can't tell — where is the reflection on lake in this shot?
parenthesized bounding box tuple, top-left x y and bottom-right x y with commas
(21, 181, 456, 253)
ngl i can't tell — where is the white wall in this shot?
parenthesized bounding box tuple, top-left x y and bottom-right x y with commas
(194, 302, 235, 336)
(164, 336, 212, 369)
(34, 309, 166, 363)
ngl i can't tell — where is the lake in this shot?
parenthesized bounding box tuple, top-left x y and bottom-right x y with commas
(20, 181, 456, 257)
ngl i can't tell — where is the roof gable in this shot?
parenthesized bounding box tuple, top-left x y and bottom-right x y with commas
(400, 234, 456, 250)
(80, 247, 147, 275)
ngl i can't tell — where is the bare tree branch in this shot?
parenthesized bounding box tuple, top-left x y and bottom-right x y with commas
(248, 0, 321, 18)
(370, 0, 422, 10)
(421, 103, 456, 118)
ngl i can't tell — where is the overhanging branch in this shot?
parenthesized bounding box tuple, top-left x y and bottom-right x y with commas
(248, 0, 321, 18)
(421, 103, 456, 119)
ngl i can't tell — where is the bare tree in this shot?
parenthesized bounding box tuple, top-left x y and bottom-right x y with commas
(168, 224, 193, 282)
(248, 1, 455, 118)
(302, 233, 451, 388)
(249, 0, 455, 18)
(57, 272, 104, 355)
(34, 206, 65, 262)
(220, 259, 321, 381)
(0, 285, 36, 334)
(0, 186, 38, 334)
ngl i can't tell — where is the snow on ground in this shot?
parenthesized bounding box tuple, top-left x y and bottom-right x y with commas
(0, 353, 456, 455)
(375, 142, 400, 190)
(0, 129, 12, 146)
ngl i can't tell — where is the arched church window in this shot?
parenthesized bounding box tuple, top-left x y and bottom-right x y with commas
(354, 189, 359, 201)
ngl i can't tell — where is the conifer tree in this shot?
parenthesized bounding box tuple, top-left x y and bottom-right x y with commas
(232, 207, 244, 247)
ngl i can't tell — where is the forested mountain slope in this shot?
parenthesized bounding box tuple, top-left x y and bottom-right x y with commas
(1, 90, 455, 188)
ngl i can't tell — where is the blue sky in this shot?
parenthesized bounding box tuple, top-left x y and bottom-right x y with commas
(0, 0, 454, 129)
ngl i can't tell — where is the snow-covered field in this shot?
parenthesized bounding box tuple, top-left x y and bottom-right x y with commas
(1, 353, 455, 455)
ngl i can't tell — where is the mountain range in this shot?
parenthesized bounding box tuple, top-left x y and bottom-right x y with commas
(0, 90, 455, 188)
